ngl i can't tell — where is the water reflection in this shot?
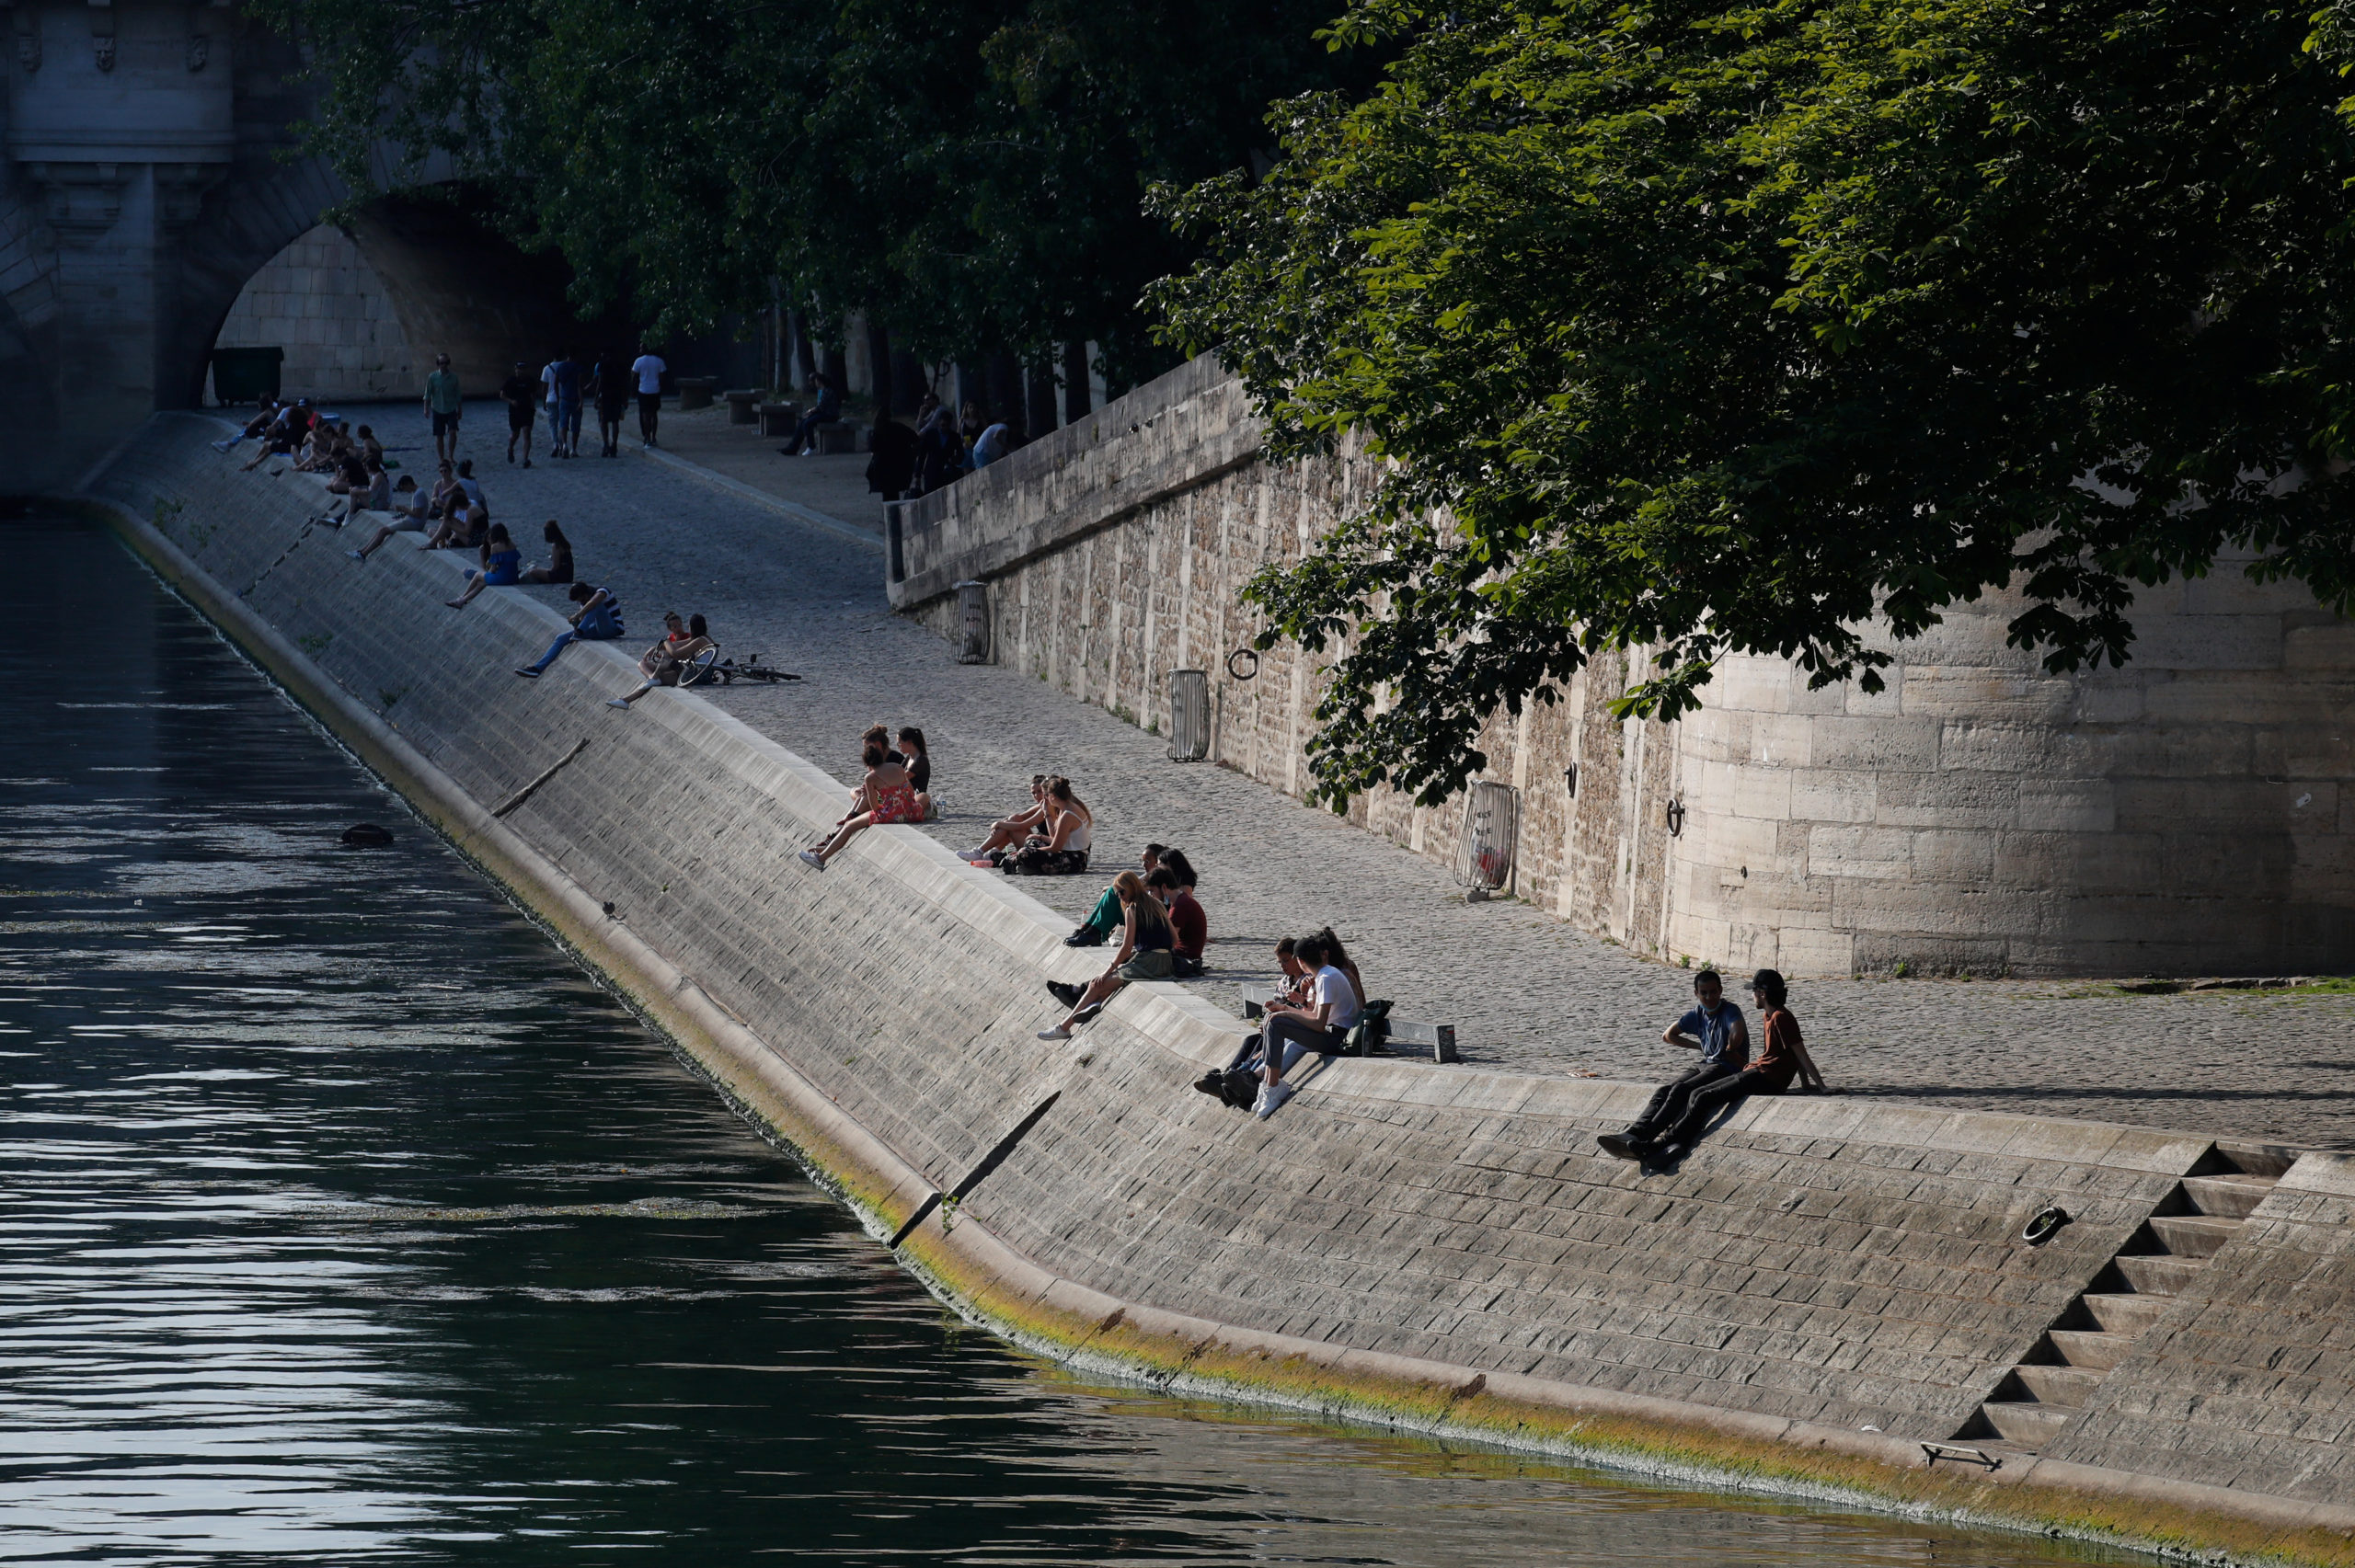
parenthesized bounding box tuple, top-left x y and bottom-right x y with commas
(0, 519, 2139, 1564)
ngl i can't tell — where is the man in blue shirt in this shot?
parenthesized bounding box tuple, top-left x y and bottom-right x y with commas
(1598, 969, 1748, 1160)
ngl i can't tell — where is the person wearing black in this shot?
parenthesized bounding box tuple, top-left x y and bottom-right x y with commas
(895, 726, 932, 818)
(1614, 968, 1821, 1163)
(1597, 968, 1748, 1161)
(789, 372, 844, 456)
(591, 350, 632, 457)
(867, 411, 918, 499)
(500, 361, 538, 467)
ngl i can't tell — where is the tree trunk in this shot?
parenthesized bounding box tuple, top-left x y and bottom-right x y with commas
(1062, 340, 1091, 423)
(890, 349, 928, 415)
(983, 352, 1022, 430)
(1026, 359, 1059, 440)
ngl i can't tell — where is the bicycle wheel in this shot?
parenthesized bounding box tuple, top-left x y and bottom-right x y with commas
(676, 647, 721, 688)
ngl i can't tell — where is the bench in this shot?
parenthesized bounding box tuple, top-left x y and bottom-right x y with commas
(1240, 999, 1459, 1064)
(724, 389, 761, 424)
(757, 401, 798, 438)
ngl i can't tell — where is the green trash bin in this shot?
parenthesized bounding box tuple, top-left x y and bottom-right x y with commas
(210, 346, 285, 406)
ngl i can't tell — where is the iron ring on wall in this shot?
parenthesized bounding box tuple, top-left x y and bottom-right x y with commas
(1225, 647, 1259, 681)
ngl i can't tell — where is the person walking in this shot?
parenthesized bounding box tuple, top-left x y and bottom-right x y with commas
(500, 361, 537, 467)
(591, 349, 631, 457)
(551, 348, 585, 458)
(424, 353, 464, 464)
(629, 347, 666, 449)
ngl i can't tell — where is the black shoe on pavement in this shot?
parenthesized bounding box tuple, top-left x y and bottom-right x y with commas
(1063, 925, 1107, 947)
(1644, 1140, 1684, 1165)
(1596, 1133, 1643, 1161)
(1192, 1070, 1226, 1099)
(1046, 980, 1085, 1007)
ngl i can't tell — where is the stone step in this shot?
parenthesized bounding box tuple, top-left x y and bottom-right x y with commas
(2114, 1253, 2207, 1296)
(2180, 1173, 2277, 1219)
(2011, 1363, 2106, 1408)
(2148, 1215, 2241, 1259)
(1978, 1401, 2072, 1449)
(2077, 1291, 2171, 1335)
(2047, 1328, 2134, 1370)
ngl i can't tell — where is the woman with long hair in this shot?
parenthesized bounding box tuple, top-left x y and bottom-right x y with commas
(1008, 776, 1091, 875)
(798, 738, 919, 868)
(1038, 870, 1171, 1040)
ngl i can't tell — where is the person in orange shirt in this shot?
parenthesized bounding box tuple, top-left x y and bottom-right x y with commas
(1623, 968, 1823, 1164)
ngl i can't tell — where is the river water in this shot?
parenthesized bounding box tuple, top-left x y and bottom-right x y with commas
(0, 517, 2138, 1564)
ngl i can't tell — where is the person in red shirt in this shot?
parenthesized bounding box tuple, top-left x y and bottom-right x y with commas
(1629, 968, 1821, 1163)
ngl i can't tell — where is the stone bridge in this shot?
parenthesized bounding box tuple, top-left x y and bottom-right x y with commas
(1, 0, 606, 491)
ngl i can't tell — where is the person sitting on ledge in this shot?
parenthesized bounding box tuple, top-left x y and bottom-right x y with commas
(518, 520, 575, 584)
(425, 502, 488, 552)
(959, 775, 1048, 863)
(446, 522, 523, 608)
(213, 402, 284, 453)
(346, 475, 426, 561)
(798, 737, 919, 868)
(240, 401, 312, 471)
(1038, 870, 1173, 1040)
(1154, 865, 1207, 978)
(896, 726, 933, 818)
(1595, 968, 1748, 1162)
(515, 582, 623, 677)
(1064, 843, 1167, 947)
(1603, 968, 1821, 1164)
(1248, 933, 1360, 1119)
(1005, 776, 1091, 875)
(609, 612, 713, 707)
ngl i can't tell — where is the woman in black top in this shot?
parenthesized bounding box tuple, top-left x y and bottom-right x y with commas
(519, 520, 575, 584)
(896, 726, 932, 818)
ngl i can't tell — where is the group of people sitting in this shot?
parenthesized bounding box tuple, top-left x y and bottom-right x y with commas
(866, 395, 1036, 501)
(1595, 967, 1823, 1164)
(958, 774, 1091, 875)
(1035, 846, 1208, 1041)
(344, 457, 496, 559)
(1187, 931, 1365, 1119)
(798, 725, 934, 868)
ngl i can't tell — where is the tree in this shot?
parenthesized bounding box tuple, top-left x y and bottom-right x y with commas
(1151, 0, 2355, 809)
(254, 0, 1369, 385)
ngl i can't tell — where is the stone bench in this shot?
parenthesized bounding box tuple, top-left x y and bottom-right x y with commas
(725, 389, 761, 424)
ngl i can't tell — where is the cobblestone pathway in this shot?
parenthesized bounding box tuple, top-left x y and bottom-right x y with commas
(325, 402, 2355, 1148)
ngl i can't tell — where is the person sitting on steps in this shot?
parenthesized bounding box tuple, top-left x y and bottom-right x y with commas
(1602, 968, 1821, 1164)
(609, 612, 713, 707)
(798, 738, 919, 868)
(518, 520, 574, 584)
(1192, 938, 1309, 1106)
(346, 475, 426, 561)
(1595, 969, 1748, 1162)
(446, 523, 523, 608)
(1037, 871, 1173, 1040)
(515, 582, 624, 676)
(896, 727, 933, 818)
(1249, 933, 1360, 1120)
(1156, 866, 1207, 978)
(959, 775, 1048, 863)
(1005, 777, 1091, 875)
(1065, 844, 1168, 947)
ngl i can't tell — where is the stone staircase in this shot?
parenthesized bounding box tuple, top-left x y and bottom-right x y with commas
(1957, 1141, 2295, 1453)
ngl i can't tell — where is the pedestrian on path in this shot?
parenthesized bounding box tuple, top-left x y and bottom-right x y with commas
(424, 354, 463, 464)
(630, 348, 666, 448)
(592, 349, 632, 457)
(550, 348, 584, 458)
(500, 361, 537, 467)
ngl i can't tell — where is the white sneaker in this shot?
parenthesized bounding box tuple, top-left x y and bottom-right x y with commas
(1252, 1081, 1293, 1120)
(798, 849, 825, 870)
(605, 698, 631, 709)
(1037, 1025, 1071, 1041)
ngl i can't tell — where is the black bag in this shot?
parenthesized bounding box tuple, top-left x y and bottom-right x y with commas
(1342, 999, 1394, 1057)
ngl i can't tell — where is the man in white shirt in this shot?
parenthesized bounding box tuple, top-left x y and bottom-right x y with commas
(629, 349, 666, 447)
(1254, 933, 1359, 1119)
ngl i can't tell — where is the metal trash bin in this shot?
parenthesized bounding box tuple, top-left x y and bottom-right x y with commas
(209, 346, 283, 406)
(1454, 781, 1521, 901)
(1166, 669, 1209, 761)
(955, 580, 990, 664)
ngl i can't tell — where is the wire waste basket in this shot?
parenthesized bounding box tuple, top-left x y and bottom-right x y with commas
(1166, 669, 1210, 761)
(1454, 781, 1522, 902)
(954, 580, 990, 664)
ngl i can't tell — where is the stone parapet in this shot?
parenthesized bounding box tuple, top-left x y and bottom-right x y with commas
(66, 414, 2355, 1563)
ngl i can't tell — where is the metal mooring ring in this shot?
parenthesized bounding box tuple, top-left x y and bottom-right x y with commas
(1664, 798, 1687, 838)
(2022, 1205, 2071, 1245)
(1225, 647, 1259, 681)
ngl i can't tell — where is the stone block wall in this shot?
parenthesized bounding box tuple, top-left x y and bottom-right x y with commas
(78, 417, 2355, 1548)
(891, 358, 2355, 979)
(213, 223, 416, 402)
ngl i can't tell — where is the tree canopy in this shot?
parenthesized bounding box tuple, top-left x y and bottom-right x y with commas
(1152, 0, 2355, 808)
(256, 0, 1372, 382)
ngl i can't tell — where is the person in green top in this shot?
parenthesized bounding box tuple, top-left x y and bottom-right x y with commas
(423, 353, 464, 464)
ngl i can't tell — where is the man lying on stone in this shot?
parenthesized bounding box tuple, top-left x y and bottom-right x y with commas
(1595, 968, 1748, 1161)
(213, 402, 286, 453)
(515, 582, 625, 677)
(240, 401, 314, 471)
(1037, 871, 1174, 1040)
(609, 612, 714, 706)
(959, 776, 1049, 863)
(1602, 968, 1821, 1163)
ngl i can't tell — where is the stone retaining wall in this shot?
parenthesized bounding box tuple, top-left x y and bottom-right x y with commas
(75, 415, 2355, 1563)
(890, 357, 2355, 979)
